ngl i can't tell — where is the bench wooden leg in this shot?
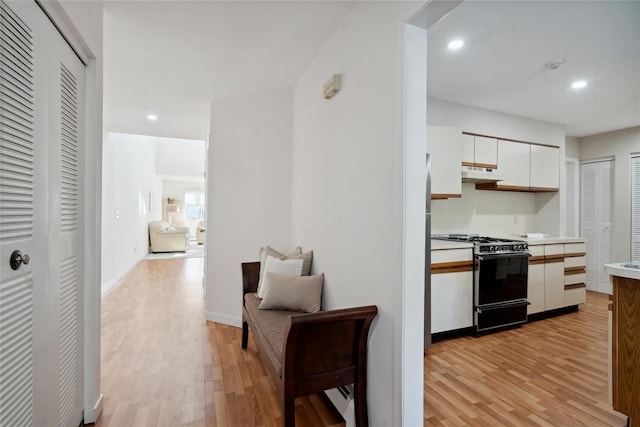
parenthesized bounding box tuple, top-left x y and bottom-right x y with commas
(354, 377, 369, 427)
(241, 320, 249, 349)
(282, 396, 295, 427)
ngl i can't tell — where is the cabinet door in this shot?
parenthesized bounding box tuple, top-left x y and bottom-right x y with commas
(474, 136, 498, 168)
(461, 133, 475, 166)
(530, 145, 559, 190)
(527, 246, 545, 314)
(544, 244, 565, 310)
(431, 271, 473, 333)
(496, 140, 530, 189)
(428, 126, 462, 198)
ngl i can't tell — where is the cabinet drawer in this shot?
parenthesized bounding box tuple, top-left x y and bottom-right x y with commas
(528, 245, 545, 264)
(544, 244, 564, 257)
(565, 242, 586, 256)
(564, 256, 586, 269)
(431, 248, 473, 264)
(565, 272, 586, 285)
(565, 286, 586, 306)
(431, 271, 473, 333)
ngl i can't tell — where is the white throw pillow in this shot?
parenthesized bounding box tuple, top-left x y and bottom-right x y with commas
(259, 272, 324, 313)
(257, 255, 303, 298)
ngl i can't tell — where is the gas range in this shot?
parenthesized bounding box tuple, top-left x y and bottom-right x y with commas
(433, 234, 529, 255)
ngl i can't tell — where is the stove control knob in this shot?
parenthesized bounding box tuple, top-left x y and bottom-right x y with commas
(489, 246, 495, 252)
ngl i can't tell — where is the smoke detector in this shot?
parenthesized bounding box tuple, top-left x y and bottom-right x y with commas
(545, 59, 566, 70)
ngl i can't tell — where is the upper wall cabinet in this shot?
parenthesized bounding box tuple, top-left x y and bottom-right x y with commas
(461, 134, 498, 168)
(530, 144, 560, 190)
(428, 126, 462, 199)
(475, 137, 560, 193)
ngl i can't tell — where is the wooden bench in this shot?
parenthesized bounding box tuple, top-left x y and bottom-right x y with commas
(241, 261, 378, 427)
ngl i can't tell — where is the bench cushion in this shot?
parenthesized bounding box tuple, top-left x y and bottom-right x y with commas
(244, 293, 302, 376)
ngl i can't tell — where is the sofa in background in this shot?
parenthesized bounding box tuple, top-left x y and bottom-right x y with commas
(148, 221, 190, 253)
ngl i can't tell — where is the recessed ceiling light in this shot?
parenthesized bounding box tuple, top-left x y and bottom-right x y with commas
(147, 114, 158, 121)
(448, 39, 464, 50)
(571, 81, 587, 90)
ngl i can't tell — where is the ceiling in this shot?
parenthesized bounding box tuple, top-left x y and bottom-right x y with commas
(427, 0, 640, 137)
(102, 1, 640, 141)
(102, 1, 356, 140)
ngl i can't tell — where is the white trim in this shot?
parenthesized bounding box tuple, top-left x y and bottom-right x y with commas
(35, 0, 93, 64)
(205, 311, 242, 328)
(83, 393, 103, 424)
(580, 155, 615, 165)
(565, 157, 580, 237)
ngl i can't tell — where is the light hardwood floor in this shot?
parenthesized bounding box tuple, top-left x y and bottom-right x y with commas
(96, 258, 627, 426)
(425, 291, 628, 426)
(95, 258, 342, 427)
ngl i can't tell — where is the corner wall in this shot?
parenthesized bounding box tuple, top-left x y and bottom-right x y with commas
(579, 126, 640, 261)
(101, 133, 162, 293)
(292, 3, 425, 425)
(206, 86, 294, 326)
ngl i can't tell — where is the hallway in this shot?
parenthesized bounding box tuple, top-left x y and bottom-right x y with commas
(95, 258, 343, 427)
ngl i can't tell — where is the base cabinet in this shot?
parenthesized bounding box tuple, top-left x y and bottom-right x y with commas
(431, 248, 473, 334)
(610, 274, 640, 425)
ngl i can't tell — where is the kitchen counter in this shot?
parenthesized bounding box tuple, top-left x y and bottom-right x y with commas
(431, 238, 474, 250)
(524, 236, 585, 245)
(604, 262, 640, 281)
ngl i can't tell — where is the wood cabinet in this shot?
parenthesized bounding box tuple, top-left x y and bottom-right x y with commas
(530, 145, 560, 190)
(431, 248, 474, 333)
(607, 268, 640, 426)
(461, 133, 497, 168)
(428, 126, 462, 199)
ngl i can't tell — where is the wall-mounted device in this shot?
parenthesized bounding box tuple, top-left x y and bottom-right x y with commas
(323, 74, 342, 99)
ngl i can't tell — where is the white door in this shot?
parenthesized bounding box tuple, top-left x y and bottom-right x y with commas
(0, 1, 84, 425)
(632, 156, 640, 261)
(580, 160, 614, 293)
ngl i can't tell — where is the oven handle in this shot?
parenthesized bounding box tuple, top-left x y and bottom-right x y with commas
(476, 252, 531, 261)
(476, 299, 530, 314)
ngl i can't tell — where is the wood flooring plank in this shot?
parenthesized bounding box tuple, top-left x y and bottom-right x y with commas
(425, 291, 627, 427)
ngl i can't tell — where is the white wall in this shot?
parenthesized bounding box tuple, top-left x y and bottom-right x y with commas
(292, 3, 425, 426)
(101, 133, 162, 292)
(156, 137, 205, 178)
(579, 126, 640, 261)
(206, 86, 294, 325)
(428, 98, 567, 236)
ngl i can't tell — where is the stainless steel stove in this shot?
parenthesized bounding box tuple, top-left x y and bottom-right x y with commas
(433, 234, 531, 333)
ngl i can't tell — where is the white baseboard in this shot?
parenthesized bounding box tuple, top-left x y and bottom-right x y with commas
(205, 311, 242, 328)
(101, 256, 144, 296)
(84, 393, 103, 424)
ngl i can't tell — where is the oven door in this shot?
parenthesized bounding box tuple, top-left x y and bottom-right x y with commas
(475, 252, 530, 332)
(475, 252, 530, 305)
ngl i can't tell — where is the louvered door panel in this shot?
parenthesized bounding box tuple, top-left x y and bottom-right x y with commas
(59, 64, 78, 232)
(632, 156, 640, 261)
(597, 161, 613, 293)
(58, 257, 78, 427)
(581, 163, 598, 290)
(0, 2, 35, 425)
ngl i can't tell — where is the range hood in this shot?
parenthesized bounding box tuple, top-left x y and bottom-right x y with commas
(461, 166, 504, 183)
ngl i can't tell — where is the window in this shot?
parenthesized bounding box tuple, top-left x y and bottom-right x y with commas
(184, 190, 205, 220)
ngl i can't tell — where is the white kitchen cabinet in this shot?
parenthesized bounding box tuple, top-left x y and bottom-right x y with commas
(495, 140, 530, 189)
(527, 246, 545, 314)
(428, 126, 462, 199)
(564, 242, 586, 306)
(431, 248, 473, 333)
(530, 145, 560, 190)
(461, 133, 497, 168)
(544, 244, 565, 311)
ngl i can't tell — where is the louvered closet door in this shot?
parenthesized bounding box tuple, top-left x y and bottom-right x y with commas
(48, 23, 85, 427)
(0, 1, 84, 426)
(632, 156, 640, 261)
(580, 160, 614, 293)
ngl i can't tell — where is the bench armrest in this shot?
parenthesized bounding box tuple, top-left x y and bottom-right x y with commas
(241, 261, 261, 297)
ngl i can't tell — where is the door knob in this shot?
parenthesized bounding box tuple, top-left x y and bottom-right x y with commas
(10, 250, 31, 271)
